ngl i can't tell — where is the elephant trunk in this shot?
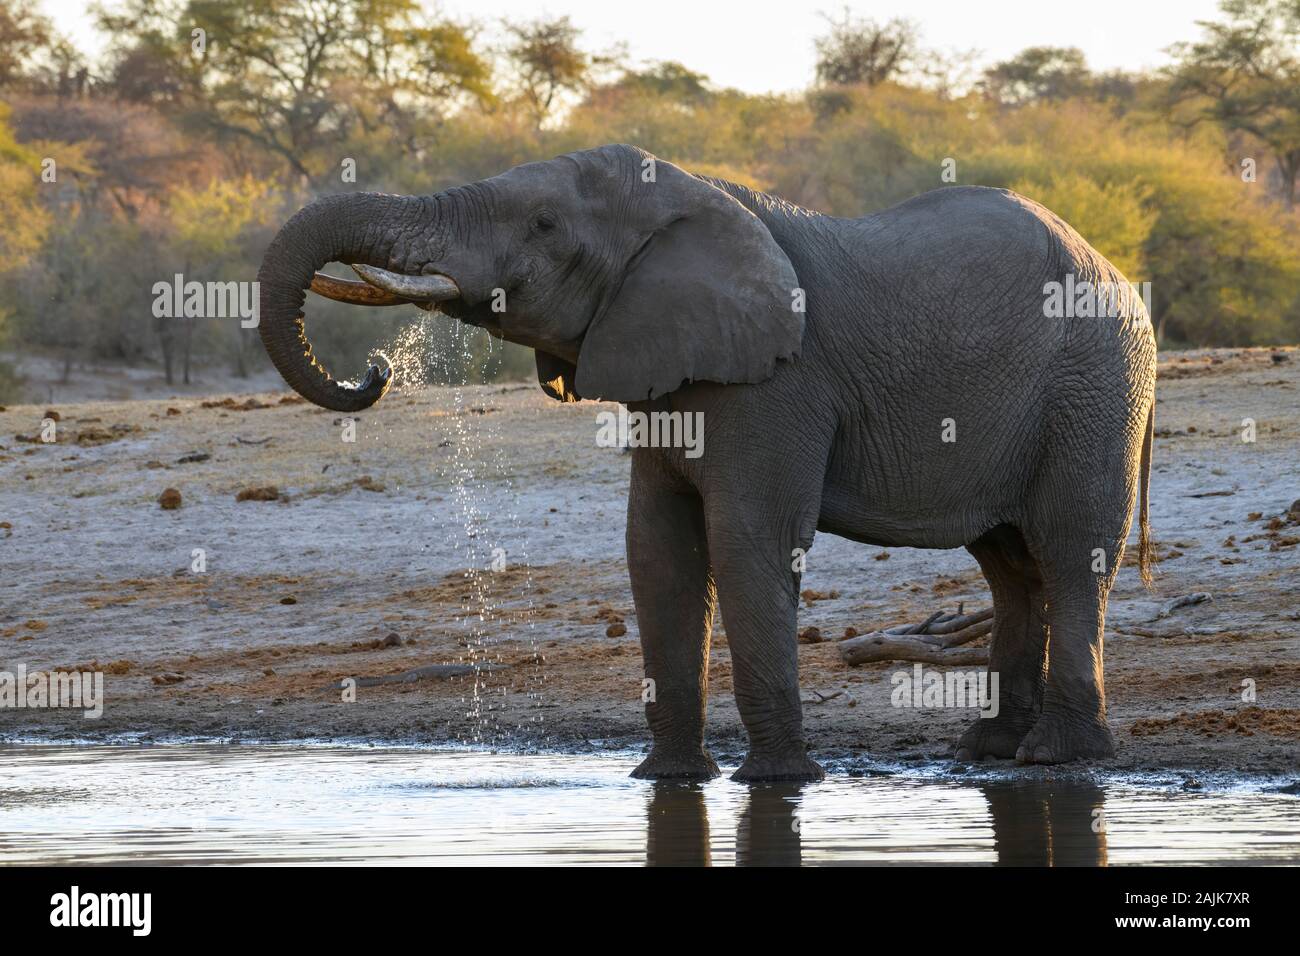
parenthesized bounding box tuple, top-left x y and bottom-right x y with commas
(256, 192, 440, 412)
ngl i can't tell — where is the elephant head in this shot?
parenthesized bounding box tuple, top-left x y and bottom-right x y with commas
(256, 145, 803, 411)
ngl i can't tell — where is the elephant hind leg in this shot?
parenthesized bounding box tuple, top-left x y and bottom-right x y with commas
(956, 524, 1048, 760)
(1015, 458, 1131, 764)
(1014, 581, 1117, 764)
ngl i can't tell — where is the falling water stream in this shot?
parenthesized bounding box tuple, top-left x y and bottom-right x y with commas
(373, 317, 542, 747)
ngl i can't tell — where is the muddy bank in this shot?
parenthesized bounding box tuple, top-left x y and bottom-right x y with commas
(1, 347, 1298, 776)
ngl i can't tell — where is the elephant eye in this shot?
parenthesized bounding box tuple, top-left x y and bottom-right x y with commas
(532, 212, 557, 234)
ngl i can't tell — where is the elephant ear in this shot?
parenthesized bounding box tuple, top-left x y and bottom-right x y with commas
(535, 349, 581, 402)
(573, 155, 803, 403)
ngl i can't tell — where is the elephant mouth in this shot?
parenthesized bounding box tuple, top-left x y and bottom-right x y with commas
(309, 265, 461, 312)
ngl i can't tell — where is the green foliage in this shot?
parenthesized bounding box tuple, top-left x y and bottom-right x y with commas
(981, 47, 1092, 104)
(1, 0, 1298, 402)
(1165, 0, 1300, 208)
(0, 102, 50, 264)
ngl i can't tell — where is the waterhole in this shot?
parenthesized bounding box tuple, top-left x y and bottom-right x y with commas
(1, 745, 1297, 865)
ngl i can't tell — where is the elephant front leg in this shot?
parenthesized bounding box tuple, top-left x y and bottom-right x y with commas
(708, 515, 824, 783)
(627, 463, 720, 780)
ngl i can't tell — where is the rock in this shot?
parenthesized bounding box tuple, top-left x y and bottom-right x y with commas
(381, 632, 402, 648)
(798, 626, 824, 644)
(176, 452, 210, 464)
(843, 626, 859, 639)
(43, 409, 60, 422)
(605, 623, 627, 638)
(158, 487, 182, 510)
(166, 407, 182, 416)
(235, 485, 279, 502)
(279, 596, 297, 605)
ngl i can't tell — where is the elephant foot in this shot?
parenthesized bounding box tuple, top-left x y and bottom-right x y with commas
(631, 746, 720, 781)
(954, 710, 1037, 761)
(731, 749, 825, 783)
(1015, 713, 1115, 765)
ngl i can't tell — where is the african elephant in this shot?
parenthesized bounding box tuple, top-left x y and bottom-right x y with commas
(257, 144, 1156, 782)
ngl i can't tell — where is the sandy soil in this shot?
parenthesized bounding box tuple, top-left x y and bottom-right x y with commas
(2, 346, 1298, 777)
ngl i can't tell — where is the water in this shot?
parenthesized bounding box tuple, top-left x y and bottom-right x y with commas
(376, 316, 545, 746)
(1, 744, 1297, 865)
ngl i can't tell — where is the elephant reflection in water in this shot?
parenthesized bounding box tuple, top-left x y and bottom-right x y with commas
(644, 779, 1108, 866)
(981, 780, 1109, 866)
(645, 783, 803, 866)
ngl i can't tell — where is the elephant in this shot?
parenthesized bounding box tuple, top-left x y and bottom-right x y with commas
(257, 144, 1156, 782)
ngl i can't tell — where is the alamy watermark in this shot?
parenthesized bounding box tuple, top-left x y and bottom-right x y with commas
(0, 664, 104, 719)
(152, 274, 259, 328)
(50, 886, 151, 936)
(891, 663, 999, 718)
(596, 406, 704, 459)
(1042, 274, 1152, 320)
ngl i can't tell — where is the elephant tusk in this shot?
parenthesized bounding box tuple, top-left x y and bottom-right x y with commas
(309, 272, 412, 307)
(351, 264, 460, 303)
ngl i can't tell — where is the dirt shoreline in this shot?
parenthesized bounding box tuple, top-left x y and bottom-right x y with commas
(2, 347, 1298, 779)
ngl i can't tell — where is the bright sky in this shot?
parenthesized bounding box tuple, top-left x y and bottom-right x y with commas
(42, 0, 1224, 94)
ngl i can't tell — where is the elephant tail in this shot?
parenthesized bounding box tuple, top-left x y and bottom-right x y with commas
(1137, 400, 1155, 589)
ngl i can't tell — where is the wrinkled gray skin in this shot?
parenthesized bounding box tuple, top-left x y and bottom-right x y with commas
(258, 144, 1156, 782)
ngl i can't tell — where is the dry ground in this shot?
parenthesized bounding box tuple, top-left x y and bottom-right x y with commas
(2, 347, 1298, 777)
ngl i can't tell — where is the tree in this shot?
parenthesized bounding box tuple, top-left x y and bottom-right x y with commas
(93, 0, 200, 106)
(95, 0, 491, 184)
(813, 10, 919, 87)
(503, 16, 594, 127)
(606, 61, 712, 105)
(981, 47, 1092, 104)
(1167, 0, 1300, 209)
(0, 0, 51, 88)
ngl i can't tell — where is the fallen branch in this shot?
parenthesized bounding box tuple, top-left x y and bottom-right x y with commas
(1149, 592, 1212, 622)
(838, 605, 993, 666)
(802, 689, 847, 705)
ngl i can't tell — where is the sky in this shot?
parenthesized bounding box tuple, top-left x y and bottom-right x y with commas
(42, 0, 1224, 94)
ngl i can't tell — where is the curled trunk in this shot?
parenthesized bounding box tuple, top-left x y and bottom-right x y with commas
(256, 192, 430, 412)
